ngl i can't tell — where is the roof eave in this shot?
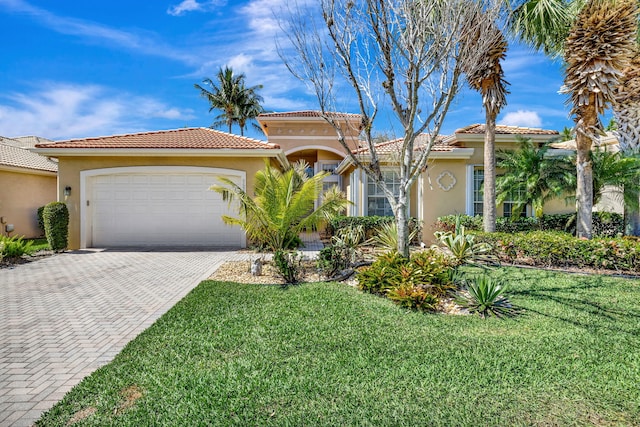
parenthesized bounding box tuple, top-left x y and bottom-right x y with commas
(0, 164, 57, 176)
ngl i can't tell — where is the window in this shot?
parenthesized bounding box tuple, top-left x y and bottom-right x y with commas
(367, 171, 400, 217)
(502, 186, 528, 218)
(473, 167, 484, 216)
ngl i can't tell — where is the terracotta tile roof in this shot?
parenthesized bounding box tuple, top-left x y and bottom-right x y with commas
(0, 138, 58, 172)
(35, 128, 279, 150)
(455, 124, 559, 135)
(354, 134, 452, 154)
(258, 110, 362, 120)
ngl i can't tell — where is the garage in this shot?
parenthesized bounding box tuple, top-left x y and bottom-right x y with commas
(82, 167, 245, 248)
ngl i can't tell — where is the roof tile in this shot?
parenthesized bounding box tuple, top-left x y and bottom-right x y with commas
(455, 124, 559, 135)
(0, 138, 58, 172)
(35, 128, 279, 150)
(258, 110, 362, 120)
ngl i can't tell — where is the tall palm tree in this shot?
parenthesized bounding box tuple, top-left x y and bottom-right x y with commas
(613, 50, 640, 234)
(461, 10, 510, 233)
(561, 0, 637, 238)
(510, 0, 639, 238)
(496, 137, 575, 218)
(194, 67, 264, 135)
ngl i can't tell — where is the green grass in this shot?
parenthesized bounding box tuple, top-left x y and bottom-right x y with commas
(38, 268, 640, 426)
(26, 238, 50, 252)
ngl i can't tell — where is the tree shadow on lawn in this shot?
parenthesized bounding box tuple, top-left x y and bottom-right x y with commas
(505, 268, 640, 336)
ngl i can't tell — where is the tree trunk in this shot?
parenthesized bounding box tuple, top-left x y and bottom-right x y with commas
(575, 122, 594, 239)
(628, 197, 640, 236)
(395, 190, 410, 258)
(483, 109, 497, 232)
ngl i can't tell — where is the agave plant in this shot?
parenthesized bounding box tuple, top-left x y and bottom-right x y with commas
(458, 275, 517, 319)
(433, 224, 494, 267)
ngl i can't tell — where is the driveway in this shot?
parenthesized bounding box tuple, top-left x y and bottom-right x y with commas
(0, 249, 252, 427)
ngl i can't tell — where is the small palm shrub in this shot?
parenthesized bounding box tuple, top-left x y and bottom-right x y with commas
(43, 202, 69, 252)
(458, 275, 517, 319)
(0, 235, 34, 259)
(274, 250, 304, 284)
(369, 221, 419, 252)
(212, 161, 350, 252)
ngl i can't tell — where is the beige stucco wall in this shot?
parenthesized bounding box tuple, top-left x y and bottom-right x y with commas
(0, 168, 57, 238)
(57, 156, 270, 249)
(264, 121, 359, 157)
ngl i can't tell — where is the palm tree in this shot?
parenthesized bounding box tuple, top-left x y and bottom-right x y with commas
(510, 0, 639, 238)
(211, 161, 350, 251)
(496, 137, 575, 218)
(613, 51, 640, 234)
(591, 147, 640, 213)
(194, 67, 264, 135)
(561, 0, 637, 238)
(461, 10, 510, 233)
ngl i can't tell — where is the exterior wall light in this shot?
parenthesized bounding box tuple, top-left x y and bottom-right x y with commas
(64, 186, 72, 197)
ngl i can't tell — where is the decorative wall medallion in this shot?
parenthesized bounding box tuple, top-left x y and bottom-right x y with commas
(436, 170, 456, 191)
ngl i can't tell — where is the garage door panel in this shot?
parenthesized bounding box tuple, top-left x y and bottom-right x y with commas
(90, 171, 242, 247)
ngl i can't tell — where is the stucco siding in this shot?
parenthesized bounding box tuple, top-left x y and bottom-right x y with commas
(0, 169, 57, 238)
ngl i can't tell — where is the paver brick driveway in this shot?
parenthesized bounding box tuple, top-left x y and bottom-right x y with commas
(0, 249, 250, 427)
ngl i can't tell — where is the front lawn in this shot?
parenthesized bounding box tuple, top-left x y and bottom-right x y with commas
(38, 268, 640, 426)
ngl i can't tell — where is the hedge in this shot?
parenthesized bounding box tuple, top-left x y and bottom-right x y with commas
(327, 216, 422, 242)
(434, 212, 625, 237)
(43, 202, 69, 252)
(474, 231, 640, 272)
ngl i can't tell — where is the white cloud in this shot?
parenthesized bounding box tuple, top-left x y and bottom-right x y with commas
(499, 110, 543, 128)
(167, 0, 227, 16)
(0, 83, 195, 139)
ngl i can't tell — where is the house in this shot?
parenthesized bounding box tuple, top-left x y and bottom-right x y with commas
(33, 111, 572, 249)
(1, 136, 58, 238)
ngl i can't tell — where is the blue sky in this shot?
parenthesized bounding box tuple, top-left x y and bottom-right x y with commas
(0, 0, 575, 141)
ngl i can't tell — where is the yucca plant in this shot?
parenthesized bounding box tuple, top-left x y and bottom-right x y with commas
(458, 275, 517, 319)
(212, 160, 350, 251)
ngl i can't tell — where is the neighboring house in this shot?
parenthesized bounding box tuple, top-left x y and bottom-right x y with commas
(0, 136, 58, 238)
(33, 111, 572, 249)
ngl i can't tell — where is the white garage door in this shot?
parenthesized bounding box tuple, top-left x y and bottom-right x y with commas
(87, 169, 244, 247)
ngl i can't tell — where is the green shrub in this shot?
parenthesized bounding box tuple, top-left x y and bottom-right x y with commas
(317, 225, 365, 278)
(327, 216, 422, 243)
(387, 284, 439, 312)
(435, 213, 625, 238)
(357, 249, 453, 297)
(37, 205, 46, 236)
(475, 231, 640, 272)
(458, 275, 517, 319)
(274, 250, 304, 284)
(0, 235, 34, 259)
(43, 202, 69, 252)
